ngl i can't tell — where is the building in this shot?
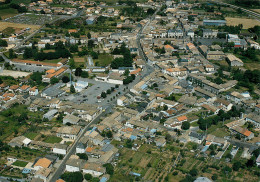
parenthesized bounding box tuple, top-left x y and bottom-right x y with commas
(226, 54, 244, 67)
(34, 168, 51, 182)
(34, 158, 52, 171)
(63, 114, 80, 125)
(52, 143, 68, 155)
(203, 19, 226, 26)
(29, 86, 39, 96)
(82, 162, 106, 177)
(207, 51, 225, 60)
(203, 29, 218, 38)
(189, 132, 205, 144)
(56, 126, 82, 140)
(65, 158, 85, 172)
(8, 136, 31, 148)
(43, 109, 58, 120)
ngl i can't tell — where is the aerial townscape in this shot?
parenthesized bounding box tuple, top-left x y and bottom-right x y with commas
(0, 0, 260, 181)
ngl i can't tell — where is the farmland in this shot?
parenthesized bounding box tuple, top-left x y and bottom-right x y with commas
(225, 17, 260, 29)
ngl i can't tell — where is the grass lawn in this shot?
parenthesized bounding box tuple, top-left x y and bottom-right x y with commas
(0, 8, 18, 19)
(24, 132, 38, 140)
(43, 136, 62, 144)
(12, 160, 28, 167)
(94, 53, 113, 67)
(41, 59, 61, 64)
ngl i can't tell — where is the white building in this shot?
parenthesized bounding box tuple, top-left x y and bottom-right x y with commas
(65, 158, 85, 172)
(52, 144, 68, 155)
(82, 162, 106, 177)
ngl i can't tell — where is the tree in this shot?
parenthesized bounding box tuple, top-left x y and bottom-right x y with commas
(91, 177, 100, 182)
(75, 67, 82, 76)
(87, 32, 91, 39)
(0, 39, 8, 47)
(70, 85, 76, 93)
(81, 71, 89, 78)
(0, 55, 4, 62)
(61, 172, 83, 182)
(62, 76, 70, 83)
(76, 153, 88, 160)
(163, 105, 168, 111)
(103, 163, 114, 175)
(101, 92, 107, 98)
(232, 161, 241, 171)
(189, 169, 198, 177)
(181, 121, 190, 130)
(84, 173, 92, 180)
(50, 77, 59, 84)
(106, 89, 111, 94)
(124, 69, 130, 76)
(211, 174, 218, 180)
(88, 40, 95, 49)
(9, 49, 17, 59)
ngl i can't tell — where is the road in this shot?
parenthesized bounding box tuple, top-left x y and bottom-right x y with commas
(48, 105, 111, 182)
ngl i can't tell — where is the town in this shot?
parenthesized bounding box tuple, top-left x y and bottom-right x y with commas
(0, 0, 260, 182)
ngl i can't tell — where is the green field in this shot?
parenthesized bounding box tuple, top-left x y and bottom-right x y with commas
(12, 160, 28, 167)
(0, 8, 18, 19)
(43, 136, 62, 144)
(94, 53, 113, 67)
(24, 132, 38, 140)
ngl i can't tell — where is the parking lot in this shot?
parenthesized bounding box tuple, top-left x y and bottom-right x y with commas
(4, 13, 60, 25)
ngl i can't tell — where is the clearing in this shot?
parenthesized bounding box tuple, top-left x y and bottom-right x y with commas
(0, 22, 40, 32)
(225, 17, 260, 29)
(43, 136, 62, 144)
(0, 70, 31, 78)
(0, 8, 18, 19)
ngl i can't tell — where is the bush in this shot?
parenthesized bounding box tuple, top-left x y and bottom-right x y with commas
(84, 173, 92, 180)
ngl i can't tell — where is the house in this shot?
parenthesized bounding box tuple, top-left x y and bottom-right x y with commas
(29, 86, 39, 96)
(177, 115, 187, 123)
(226, 54, 244, 67)
(43, 109, 58, 120)
(155, 137, 166, 147)
(65, 158, 85, 172)
(230, 126, 254, 140)
(63, 114, 80, 125)
(56, 126, 82, 140)
(189, 132, 205, 144)
(52, 144, 68, 155)
(8, 136, 31, 148)
(34, 168, 51, 182)
(82, 162, 106, 177)
(85, 130, 105, 146)
(34, 158, 52, 171)
(76, 142, 87, 154)
(214, 98, 233, 111)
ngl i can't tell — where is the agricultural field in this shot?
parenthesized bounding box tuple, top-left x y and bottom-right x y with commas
(225, 17, 260, 29)
(251, 9, 260, 13)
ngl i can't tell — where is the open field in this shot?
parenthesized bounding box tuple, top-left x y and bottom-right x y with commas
(225, 17, 260, 29)
(0, 9, 18, 19)
(0, 22, 40, 32)
(94, 53, 113, 67)
(251, 9, 260, 13)
(24, 132, 38, 140)
(43, 136, 62, 144)
(0, 70, 31, 78)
